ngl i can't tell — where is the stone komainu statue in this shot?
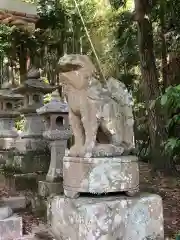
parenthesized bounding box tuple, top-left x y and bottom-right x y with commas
(58, 54, 135, 158)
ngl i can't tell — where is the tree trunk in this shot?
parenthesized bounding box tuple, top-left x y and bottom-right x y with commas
(19, 44, 27, 83)
(134, 0, 167, 168)
(160, 0, 168, 91)
(166, 54, 180, 86)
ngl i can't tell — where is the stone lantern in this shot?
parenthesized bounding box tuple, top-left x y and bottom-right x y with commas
(12, 68, 56, 175)
(0, 83, 23, 161)
(37, 90, 71, 197)
(0, 84, 23, 234)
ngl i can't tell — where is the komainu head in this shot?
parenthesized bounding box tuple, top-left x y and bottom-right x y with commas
(58, 54, 96, 74)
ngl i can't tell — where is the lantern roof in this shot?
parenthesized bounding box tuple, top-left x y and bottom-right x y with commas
(13, 67, 57, 94)
(37, 90, 69, 115)
(0, 0, 39, 29)
(0, 81, 23, 100)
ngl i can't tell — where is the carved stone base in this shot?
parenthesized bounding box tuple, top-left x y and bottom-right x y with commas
(63, 156, 139, 197)
(48, 194, 164, 240)
(38, 181, 63, 198)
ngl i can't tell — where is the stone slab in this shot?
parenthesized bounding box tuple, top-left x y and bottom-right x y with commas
(0, 215, 22, 240)
(63, 156, 139, 198)
(0, 196, 27, 210)
(38, 181, 63, 198)
(48, 193, 164, 240)
(15, 138, 48, 153)
(5, 173, 46, 192)
(30, 196, 47, 218)
(12, 152, 50, 173)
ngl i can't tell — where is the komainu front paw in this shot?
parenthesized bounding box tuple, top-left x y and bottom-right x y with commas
(79, 145, 93, 158)
(69, 144, 94, 157)
(69, 145, 82, 157)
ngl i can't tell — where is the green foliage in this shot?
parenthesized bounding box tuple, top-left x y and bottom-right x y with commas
(15, 116, 25, 131)
(161, 85, 180, 127)
(44, 93, 52, 104)
(0, 165, 22, 177)
(165, 138, 180, 155)
(0, 25, 14, 57)
(176, 234, 180, 240)
(0, 0, 137, 85)
(160, 85, 180, 159)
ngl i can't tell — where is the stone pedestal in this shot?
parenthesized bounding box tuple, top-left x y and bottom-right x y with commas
(38, 181, 63, 198)
(45, 133, 71, 182)
(48, 194, 164, 240)
(63, 156, 139, 198)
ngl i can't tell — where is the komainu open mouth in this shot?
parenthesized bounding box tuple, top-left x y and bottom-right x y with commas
(58, 63, 82, 72)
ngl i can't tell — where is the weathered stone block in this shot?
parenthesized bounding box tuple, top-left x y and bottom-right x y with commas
(11, 138, 50, 174)
(63, 156, 139, 197)
(0, 206, 12, 220)
(0, 196, 27, 210)
(46, 139, 69, 182)
(48, 194, 164, 240)
(5, 173, 46, 192)
(38, 181, 63, 198)
(0, 215, 22, 240)
(13, 151, 50, 173)
(30, 196, 47, 219)
(0, 138, 16, 150)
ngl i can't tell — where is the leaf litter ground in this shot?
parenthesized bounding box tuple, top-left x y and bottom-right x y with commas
(140, 162, 180, 238)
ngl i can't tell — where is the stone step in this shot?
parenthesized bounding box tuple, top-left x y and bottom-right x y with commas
(48, 194, 164, 240)
(0, 214, 22, 240)
(5, 172, 46, 192)
(0, 196, 27, 210)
